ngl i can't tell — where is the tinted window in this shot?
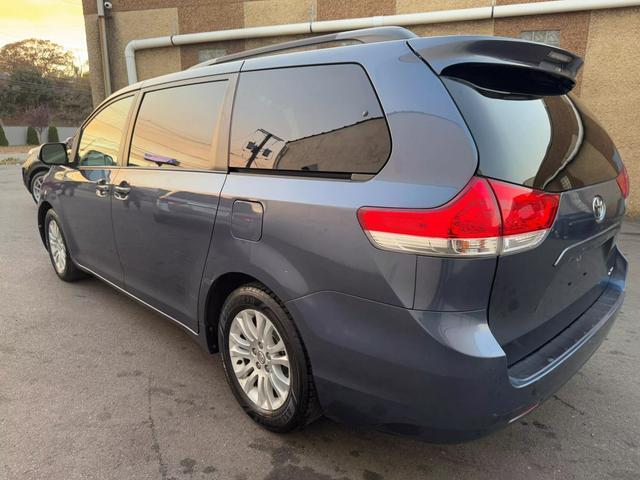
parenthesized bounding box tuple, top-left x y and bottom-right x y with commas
(128, 81, 227, 170)
(229, 64, 390, 175)
(443, 78, 620, 192)
(77, 96, 133, 167)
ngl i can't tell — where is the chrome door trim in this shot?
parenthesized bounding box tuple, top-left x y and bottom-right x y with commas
(75, 262, 198, 336)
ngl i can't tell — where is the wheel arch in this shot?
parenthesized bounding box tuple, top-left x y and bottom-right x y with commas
(203, 271, 264, 353)
(202, 270, 300, 354)
(37, 201, 53, 248)
(28, 167, 50, 192)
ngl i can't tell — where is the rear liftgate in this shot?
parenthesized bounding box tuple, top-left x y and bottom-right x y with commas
(367, 36, 630, 365)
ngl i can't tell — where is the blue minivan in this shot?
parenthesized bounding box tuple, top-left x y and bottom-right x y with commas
(34, 27, 628, 442)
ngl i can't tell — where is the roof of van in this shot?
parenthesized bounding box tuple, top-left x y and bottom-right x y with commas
(103, 27, 582, 104)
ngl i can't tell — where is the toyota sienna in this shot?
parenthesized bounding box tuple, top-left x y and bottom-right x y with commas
(34, 27, 629, 442)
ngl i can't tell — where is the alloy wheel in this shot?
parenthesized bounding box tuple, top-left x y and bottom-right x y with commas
(228, 308, 291, 411)
(32, 174, 45, 202)
(48, 220, 67, 274)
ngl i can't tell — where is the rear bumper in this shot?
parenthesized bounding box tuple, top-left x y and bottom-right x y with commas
(286, 247, 627, 443)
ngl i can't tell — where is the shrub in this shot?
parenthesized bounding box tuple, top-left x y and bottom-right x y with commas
(26, 126, 39, 145)
(25, 105, 50, 141)
(47, 126, 59, 142)
(0, 125, 8, 146)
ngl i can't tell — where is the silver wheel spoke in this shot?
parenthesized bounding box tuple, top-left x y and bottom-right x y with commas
(266, 379, 278, 408)
(239, 369, 259, 392)
(266, 339, 284, 354)
(233, 361, 254, 379)
(236, 311, 257, 342)
(269, 369, 289, 398)
(33, 176, 44, 201)
(269, 354, 289, 366)
(263, 322, 275, 345)
(228, 308, 291, 411)
(257, 375, 270, 409)
(229, 344, 251, 359)
(229, 331, 250, 348)
(254, 311, 266, 340)
(48, 220, 66, 273)
(244, 311, 259, 340)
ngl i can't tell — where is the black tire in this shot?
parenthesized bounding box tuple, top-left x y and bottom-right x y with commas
(44, 209, 86, 282)
(218, 283, 321, 432)
(30, 170, 47, 203)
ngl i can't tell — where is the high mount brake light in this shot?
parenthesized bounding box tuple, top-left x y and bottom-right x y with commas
(357, 177, 559, 257)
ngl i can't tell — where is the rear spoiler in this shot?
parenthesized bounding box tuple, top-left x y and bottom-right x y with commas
(408, 36, 583, 96)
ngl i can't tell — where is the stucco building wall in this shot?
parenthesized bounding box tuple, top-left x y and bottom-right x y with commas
(580, 7, 640, 214)
(81, 0, 640, 212)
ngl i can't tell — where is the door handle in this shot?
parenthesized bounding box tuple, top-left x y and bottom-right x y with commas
(95, 179, 110, 198)
(113, 181, 131, 200)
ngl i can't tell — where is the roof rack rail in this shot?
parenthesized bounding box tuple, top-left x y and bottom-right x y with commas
(190, 26, 417, 68)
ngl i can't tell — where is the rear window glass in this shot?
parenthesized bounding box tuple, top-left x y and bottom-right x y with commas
(443, 78, 620, 192)
(229, 64, 391, 175)
(128, 81, 227, 170)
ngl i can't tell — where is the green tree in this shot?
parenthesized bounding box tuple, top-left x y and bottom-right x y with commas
(0, 39, 92, 127)
(0, 68, 54, 115)
(50, 72, 93, 124)
(0, 39, 75, 78)
(48, 126, 59, 142)
(0, 125, 8, 146)
(26, 126, 39, 145)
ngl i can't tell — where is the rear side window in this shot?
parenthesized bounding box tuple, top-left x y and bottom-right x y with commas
(443, 78, 620, 192)
(128, 81, 227, 170)
(77, 95, 134, 167)
(229, 64, 390, 175)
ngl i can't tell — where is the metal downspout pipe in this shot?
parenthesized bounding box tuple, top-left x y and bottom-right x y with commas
(96, 0, 112, 96)
(124, 0, 640, 85)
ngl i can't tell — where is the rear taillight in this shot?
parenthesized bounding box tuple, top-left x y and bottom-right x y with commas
(616, 165, 629, 199)
(357, 176, 559, 257)
(487, 179, 559, 254)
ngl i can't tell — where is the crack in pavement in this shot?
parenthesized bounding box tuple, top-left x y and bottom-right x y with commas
(148, 376, 169, 480)
(552, 395, 586, 416)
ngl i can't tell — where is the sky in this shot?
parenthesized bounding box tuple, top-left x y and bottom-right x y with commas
(0, 0, 88, 65)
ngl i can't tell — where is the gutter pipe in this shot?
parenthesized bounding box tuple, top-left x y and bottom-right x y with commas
(97, 0, 113, 95)
(125, 0, 640, 84)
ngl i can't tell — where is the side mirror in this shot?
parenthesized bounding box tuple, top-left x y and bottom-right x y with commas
(39, 143, 69, 166)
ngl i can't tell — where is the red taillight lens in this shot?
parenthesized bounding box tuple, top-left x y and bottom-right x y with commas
(358, 176, 560, 257)
(488, 178, 559, 254)
(616, 165, 629, 199)
(358, 177, 500, 239)
(488, 179, 559, 235)
(358, 177, 501, 257)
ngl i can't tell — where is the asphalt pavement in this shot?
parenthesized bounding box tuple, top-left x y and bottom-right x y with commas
(1, 165, 639, 480)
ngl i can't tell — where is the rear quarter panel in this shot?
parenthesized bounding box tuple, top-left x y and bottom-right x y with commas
(200, 41, 484, 316)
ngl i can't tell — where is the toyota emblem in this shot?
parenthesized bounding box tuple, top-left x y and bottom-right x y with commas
(592, 195, 606, 223)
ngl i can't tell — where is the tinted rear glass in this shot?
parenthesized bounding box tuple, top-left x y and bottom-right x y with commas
(129, 81, 227, 170)
(229, 64, 391, 175)
(443, 78, 620, 192)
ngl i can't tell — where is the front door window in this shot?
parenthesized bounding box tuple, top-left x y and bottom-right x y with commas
(77, 96, 134, 167)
